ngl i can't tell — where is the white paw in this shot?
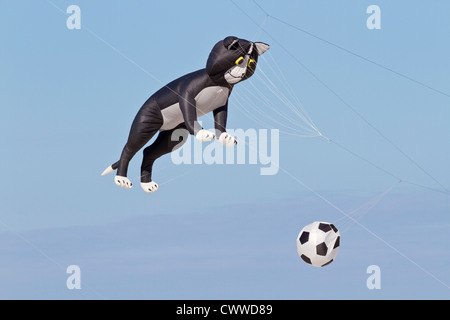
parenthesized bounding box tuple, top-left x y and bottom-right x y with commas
(195, 129, 215, 142)
(114, 176, 133, 189)
(141, 181, 159, 194)
(219, 132, 238, 147)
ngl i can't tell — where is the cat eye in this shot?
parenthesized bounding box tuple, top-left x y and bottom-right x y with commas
(235, 57, 245, 65)
(248, 59, 257, 70)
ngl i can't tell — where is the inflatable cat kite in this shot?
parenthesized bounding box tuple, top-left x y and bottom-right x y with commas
(102, 36, 270, 193)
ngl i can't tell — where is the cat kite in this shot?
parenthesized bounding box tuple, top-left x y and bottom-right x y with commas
(101, 36, 270, 193)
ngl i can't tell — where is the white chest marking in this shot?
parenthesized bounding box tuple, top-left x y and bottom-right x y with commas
(160, 86, 230, 131)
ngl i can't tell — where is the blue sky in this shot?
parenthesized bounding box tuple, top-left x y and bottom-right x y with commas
(0, 0, 449, 299)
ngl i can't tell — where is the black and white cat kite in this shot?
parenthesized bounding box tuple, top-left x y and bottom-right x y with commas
(102, 36, 270, 193)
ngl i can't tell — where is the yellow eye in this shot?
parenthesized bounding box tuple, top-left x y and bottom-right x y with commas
(248, 59, 257, 70)
(235, 57, 245, 65)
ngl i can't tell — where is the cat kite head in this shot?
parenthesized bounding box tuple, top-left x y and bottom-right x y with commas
(206, 36, 270, 86)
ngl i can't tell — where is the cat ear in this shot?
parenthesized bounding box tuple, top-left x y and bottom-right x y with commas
(254, 42, 270, 55)
(223, 36, 239, 50)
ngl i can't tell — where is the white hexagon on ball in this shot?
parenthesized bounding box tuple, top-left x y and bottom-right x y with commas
(296, 221, 341, 267)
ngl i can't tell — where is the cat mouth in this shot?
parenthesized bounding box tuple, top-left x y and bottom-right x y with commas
(226, 71, 244, 79)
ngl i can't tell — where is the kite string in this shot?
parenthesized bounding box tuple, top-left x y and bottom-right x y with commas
(334, 180, 401, 232)
(239, 52, 450, 195)
(251, 0, 450, 99)
(236, 58, 450, 195)
(232, 89, 320, 137)
(237, 83, 320, 135)
(238, 45, 450, 196)
(254, 66, 322, 135)
(0, 218, 106, 299)
(326, 138, 450, 196)
(262, 51, 319, 129)
(230, 0, 450, 196)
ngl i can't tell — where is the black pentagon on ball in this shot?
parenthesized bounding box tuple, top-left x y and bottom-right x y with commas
(300, 255, 312, 265)
(318, 223, 332, 233)
(330, 224, 338, 233)
(333, 236, 340, 249)
(316, 242, 328, 256)
(299, 231, 310, 244)
(321, 259, 334, 267)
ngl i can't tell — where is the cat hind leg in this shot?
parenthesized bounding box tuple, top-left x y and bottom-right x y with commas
(140, 125, 189, 194)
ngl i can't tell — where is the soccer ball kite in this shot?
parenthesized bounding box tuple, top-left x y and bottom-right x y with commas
(296, 221, 341, 267)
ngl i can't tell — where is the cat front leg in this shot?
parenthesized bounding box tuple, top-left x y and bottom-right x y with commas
(178, 88, 215, 142)
(214, 103, 237, 147)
